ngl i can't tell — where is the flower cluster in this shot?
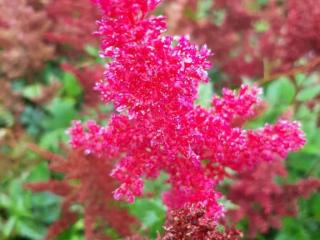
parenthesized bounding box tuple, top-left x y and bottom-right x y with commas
(45, 0, 100, 54)
(161, 204, 242, 240)
(0, 0, 54, 79)
(69, 0, 305, 220)
(281, 0, 320, 63)
(165, 0, 320, 83)
(227, 160, 320, 238)
(26, 144, 136, 240)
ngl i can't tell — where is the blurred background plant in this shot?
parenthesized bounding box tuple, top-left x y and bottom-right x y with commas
(0, 0, 319, 239)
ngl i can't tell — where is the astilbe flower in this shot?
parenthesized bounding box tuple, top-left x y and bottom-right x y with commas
(166, 0, 320, 84)
(26, 144, 137, 240)
(0, 0, 54, 79)
(69, 0, 305, 220)
(280, 0, 320, 64)
(227, 160, 320, 239)
(165, 0, 263, 83)
(45, 0, 101, 54)
(160, 204, 242, 240)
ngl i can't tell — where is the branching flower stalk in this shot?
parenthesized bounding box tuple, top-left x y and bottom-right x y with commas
(69, 0, 305, 221)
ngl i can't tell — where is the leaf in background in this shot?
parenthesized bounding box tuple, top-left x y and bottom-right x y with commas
(20, 106, 45, 137)
(144, 173, 169, 197)
(0, 106, 14, 127)
(129, 198, 166, 238)
(3, 217, 16, 237)
(266, 77, 295, 106)
(22, 84, 43, 100)
(39, 129, 69, 151)
(196, 82, 214, 108)
(27, 162, 50, 182)
(84, 45, 99, 58)
(27, 164, 61, 224)
(275, 217, 311, 240)
(43, 98, 78, 130)
(61, 72, 82, 98)
(255, 20, 270, 33)
(297, 85, 320, 101)
(57, 219, 86, 240)
(16, 219, 47, 240)
(0, 193, 11, 209)
(196, 0, 213, 20)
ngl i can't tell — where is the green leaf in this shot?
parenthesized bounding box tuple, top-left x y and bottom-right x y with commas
(43, 98, 78, 130)
(62, 72, 82, 98)
(3, 217, 16, 237)
(0, 106, 14, 127)
(31, 192, 61, 223)
(0, 193, 11, 208)
(297, 85, 320, 101)
(144, 173, 169, 197)
(16, 220, 46, 240)
(9, 179, 24, 200)
(276, 217, 311, 240)
(129, 198, 166, 237)
(20, 106, 45, 137)
(39, 129, 68, 151)
(257, 0, 268, 5)
(84, 45, 100, 57)
(218, 197, 237, 210)
(255, 20, 270, 33)
(196, 0, 212, 20)
(196, 82, 214, 108)
(27, 162, 50, 182)
(265, 77, 296, 106)
(22, 84, 43, 100)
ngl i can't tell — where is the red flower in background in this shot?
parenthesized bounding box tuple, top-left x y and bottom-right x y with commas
(227, 160, 320, 238)
(26, 144, 137, 240)
(166, 0, 320, 84)
(0, 0, 54, 79)
(161, 204, 242, 240)
(45, 0, 100, 54)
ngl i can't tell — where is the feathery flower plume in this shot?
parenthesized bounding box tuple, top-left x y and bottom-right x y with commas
(69, 0, 305, 220)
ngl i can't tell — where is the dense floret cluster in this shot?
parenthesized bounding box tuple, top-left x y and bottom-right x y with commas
(161, 205, 242, 240)
(69, 0, 305, 220)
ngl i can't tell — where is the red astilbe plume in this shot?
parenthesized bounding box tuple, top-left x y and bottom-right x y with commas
(227, 160, 320, 239)
(25, 144, 137, 240)
(280, 0, 320, 64)
(166, 0, 320, 84)
(165, 0, 264, 83)
(0, 0, 54, 79)
(69, 0, 305, 220)
(45, 0, 101, 54)
(160, 204, 242, 240)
